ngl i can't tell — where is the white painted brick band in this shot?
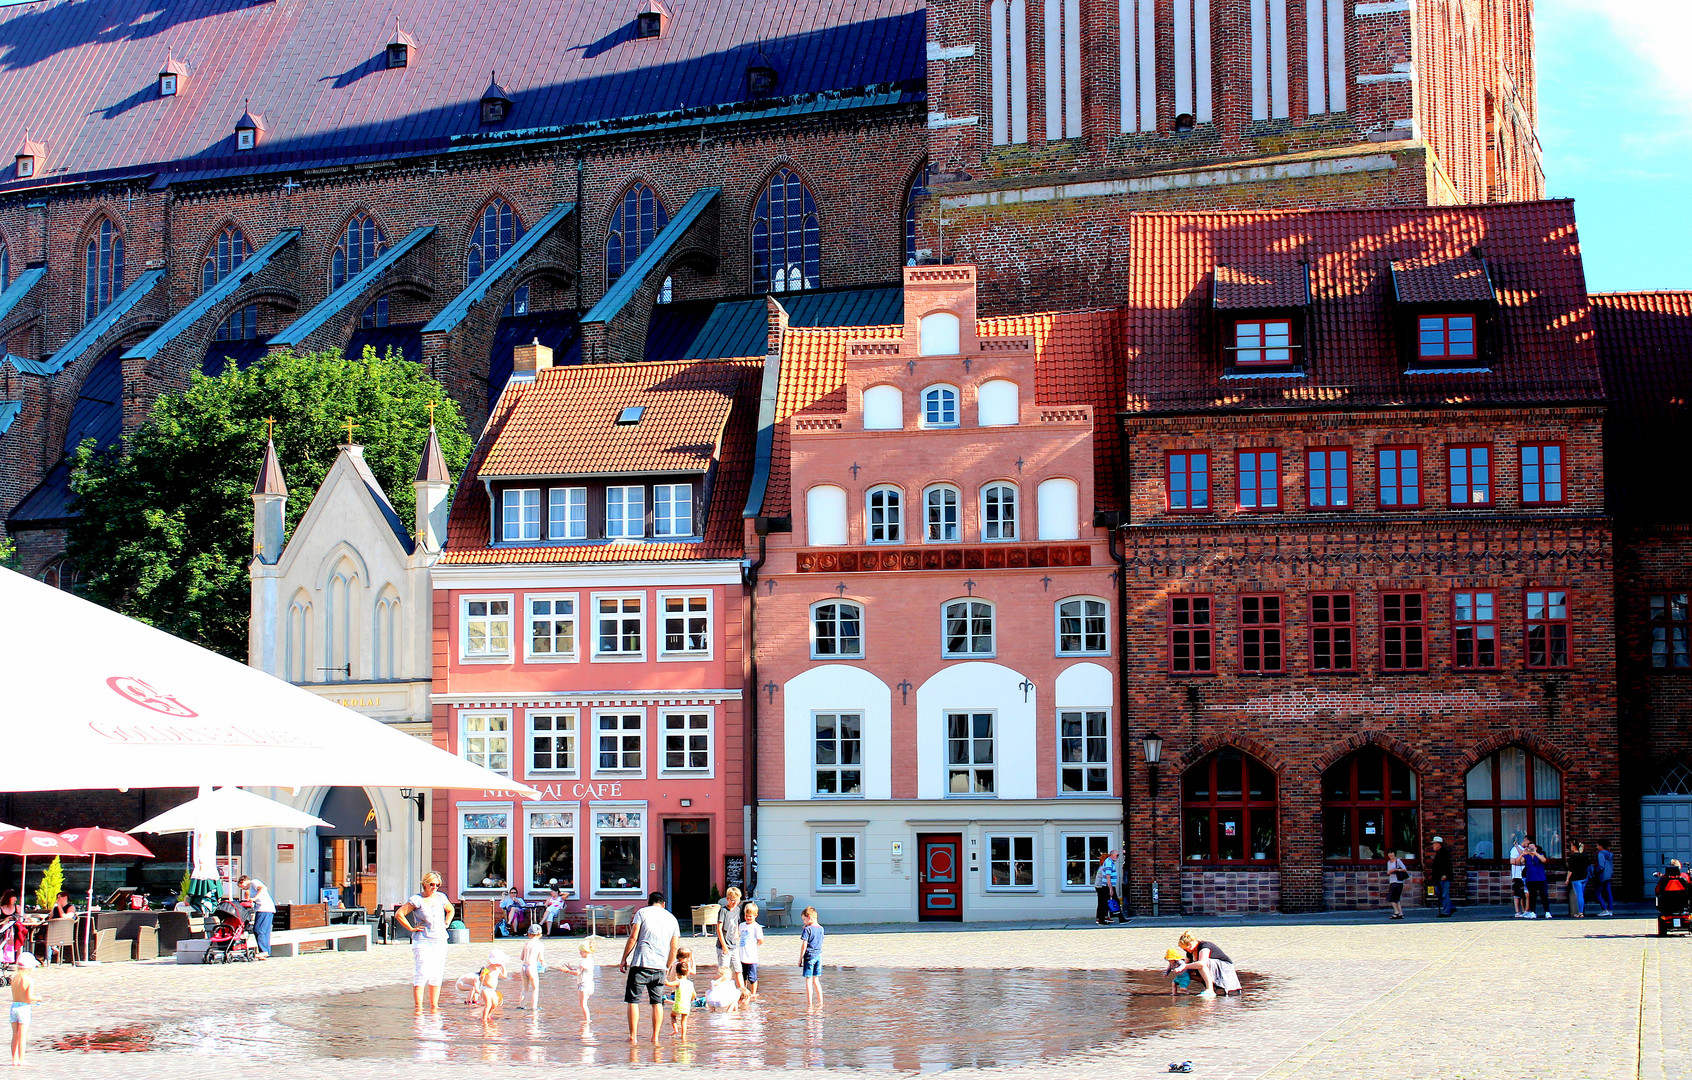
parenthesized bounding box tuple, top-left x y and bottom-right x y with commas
(941, 153, 1398, 208)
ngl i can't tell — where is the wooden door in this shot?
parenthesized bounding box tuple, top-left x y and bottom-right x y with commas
(917, 833, 963, 921)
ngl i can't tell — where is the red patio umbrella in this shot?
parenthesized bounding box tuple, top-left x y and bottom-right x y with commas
(0, 829, 82, 911)
(60, 828, 155, 964)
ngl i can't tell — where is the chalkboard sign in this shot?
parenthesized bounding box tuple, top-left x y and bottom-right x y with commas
(724, 855, 746, 892)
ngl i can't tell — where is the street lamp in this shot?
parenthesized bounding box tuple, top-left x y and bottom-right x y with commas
(1141, 732, 1164, 796)
(399, 788, 426, 822)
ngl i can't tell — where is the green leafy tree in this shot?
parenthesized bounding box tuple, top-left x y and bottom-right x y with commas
(67, 347, 472, 659)
(0, 536, 18, 571)
(34, 856, 64, 912)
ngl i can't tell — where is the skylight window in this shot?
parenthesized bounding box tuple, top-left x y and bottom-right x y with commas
(616, 406, 646, 425)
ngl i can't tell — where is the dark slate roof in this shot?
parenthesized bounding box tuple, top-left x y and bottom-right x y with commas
(0, 0, 923, 189)
(488, 310, 583, 408)
(1122, 202, 1604, 413)
(1591, 291, 1692, 524)
(202, 338, 269, 375)
(10, 344, 124, 525)
(657, 284, 904, 362)
(346, 323, 424, 368)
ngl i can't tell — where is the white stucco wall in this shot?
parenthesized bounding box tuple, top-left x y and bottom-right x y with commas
(782, 665, 894, 800)
(915, 661, 1037, 800)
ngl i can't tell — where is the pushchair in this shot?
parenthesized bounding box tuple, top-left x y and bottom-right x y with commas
(1657, 868, 1691, 937)
(203, 900, 257, 963)
(0, 913, 29, 986)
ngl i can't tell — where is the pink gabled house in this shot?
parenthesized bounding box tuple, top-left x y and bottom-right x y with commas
(430, 341, 761, 917)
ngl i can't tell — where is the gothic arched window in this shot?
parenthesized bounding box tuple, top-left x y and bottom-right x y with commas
(332, 212, 386, 290)
(606, 183, 669, 287)
(468, 199, 528, 316)
(1183, 748, 1278, 863)
(203, 226, 257, 341)
(0, 236, 9, 291)
(85, 218, 124, 322)
(904, 169, 928, 266)
(751, 168, 819, 294)
(1323, 747, 1419, 862)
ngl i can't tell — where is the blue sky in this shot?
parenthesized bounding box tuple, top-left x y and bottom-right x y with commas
(1538, 1, 1692, 292)
(0, 0, 1675, 289)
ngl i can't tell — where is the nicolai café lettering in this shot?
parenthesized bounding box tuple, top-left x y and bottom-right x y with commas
(482, 782, 624, 800)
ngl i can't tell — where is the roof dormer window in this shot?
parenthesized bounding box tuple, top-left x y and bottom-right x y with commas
(234, 105, 265, 151)
(1392, 254, 1495, 372)
(1417, 314, 1476, 361)
(746, 52, 777, 97)
(481, 73, 514, 124)
(159, 48, 185, 97)
(1233, 319, 1294, 366)
(1213, 263, 1309, 376)
(13, 132, 42, 179)
(387, 19, 417, 68)
(636, 0, 669, 38)
(159, 74, 178, 96)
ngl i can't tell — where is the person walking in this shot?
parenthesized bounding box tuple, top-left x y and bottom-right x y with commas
(1565, 842, 1590, 918)
(1522, 838, 1551, 919)
(618, 890, 680, 1045)
(1429, 836, 1455, 917)
(396, 871, 453, 1010)
(1094, 849, 1120, 925)
(1594, 841, 1616, 916)
(1384, 852, 1409, 919)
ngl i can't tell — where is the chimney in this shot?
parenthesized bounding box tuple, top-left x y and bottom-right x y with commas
(251, 437, 289, 564)
(512, 336, 553, 378)
(413, 424, 451, 553)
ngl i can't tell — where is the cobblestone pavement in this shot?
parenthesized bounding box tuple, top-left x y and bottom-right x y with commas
(12, 909, 1686, 1078)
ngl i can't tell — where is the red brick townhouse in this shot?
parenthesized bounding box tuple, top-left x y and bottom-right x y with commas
(1115, 202, 1618, 915)
(747, 265, 1127, 922)
(429, 342, 760, 915)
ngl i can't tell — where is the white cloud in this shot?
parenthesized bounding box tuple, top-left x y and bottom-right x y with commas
(1552, 0, 1692, 106)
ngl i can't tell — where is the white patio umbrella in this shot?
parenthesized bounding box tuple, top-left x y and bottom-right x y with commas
(130, 787, 334, 835)
(0, 569, 537, 796)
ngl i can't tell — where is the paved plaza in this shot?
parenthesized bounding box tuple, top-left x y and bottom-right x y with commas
(13, 909, 1688, 1078)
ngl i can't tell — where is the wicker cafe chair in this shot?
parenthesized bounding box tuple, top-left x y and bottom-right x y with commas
(44, 918, 77, 965)
(611, 906, 637, 933)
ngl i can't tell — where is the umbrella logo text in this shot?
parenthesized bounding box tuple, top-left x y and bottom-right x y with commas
(106, 676, 198, 718)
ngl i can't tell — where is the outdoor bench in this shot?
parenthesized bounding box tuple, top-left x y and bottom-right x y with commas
(267, 925, 372, 958)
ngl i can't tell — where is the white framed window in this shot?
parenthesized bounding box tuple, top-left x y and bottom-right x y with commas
(526, 808, 577, 896)
(594, 712, 644, 775)
(661, 711, 712, 773)
(811, 601, 863, 659)
(460, 596, 513, 660)
(606, 486, 645, 539)
(549, 487, 587, 540)
(592, 806, 645, 896)
(1056, 597, 1109, 655)
(527, 712, 577, 775)
(659, 593, 711, 657)
(982, 482, 1018, 540)
(945, 710, 996, 795)
(526, 595, 577, 661)
(925, 484, 960, 542)
(943, 599, 995, 657)
(867, 486, 903, 543)
(921, 384, 959, 427)
(987, 834, 1036, 889)
(654, 483, 694, 537)
(593, 594, 644, 657)
(459, 805, 512, 893)
(813, 712, 864, 796)
(1059, 709, 1110, 794)
(460, 711, 511, 774)
(1062, 833, 1113, 889)
(502, 488, 540, 541)
(816, 833, 861, 890)
(862, 384, 903, 430)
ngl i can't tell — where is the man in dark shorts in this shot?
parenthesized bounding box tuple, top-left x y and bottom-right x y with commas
(619, 890, 681, 1044)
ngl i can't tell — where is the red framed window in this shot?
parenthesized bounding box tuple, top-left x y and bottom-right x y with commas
(1417, 314, 1477, 360)
(1169, 596, 1213, 674)
(1310, 593, 1354, 672)
(1236, 450, 1281, 510)
(1166, 451, 1211, 512)
(1233, 319, 1293, 366)
(1452, 590, 1498, 669)
(1239, 595, 1283, 672)
(1525, 590, 1571, 669)
(1520, 443, 1565, 505)
(1323, 747, 1419, 862)
(1381, 592, 1425, 671)
(1307, 447, 1350, 509)
(1377, 447, 1421, 508)
(1447, 445, 1493, 506)
(1182, 748, 1278, 863)
(1650, 594, 1690, 670)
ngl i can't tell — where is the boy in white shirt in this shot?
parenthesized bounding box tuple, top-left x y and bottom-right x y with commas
(736, 902, 765, 1006)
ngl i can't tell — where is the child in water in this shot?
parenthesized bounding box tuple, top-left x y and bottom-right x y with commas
(1163, 947, 1193, 995)
(519, 924, 547, 1010)
(705, 965, 741, 1013)
(471, 949, 509, 1021)
(10, 953, 40, 1066)
(556, 938, 596, 1020)
(664, 949, 696, 1038)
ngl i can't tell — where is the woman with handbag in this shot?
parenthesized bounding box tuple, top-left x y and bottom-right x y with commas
(1094, 849, 1121, 925)
(1385, 852, 1410, 919)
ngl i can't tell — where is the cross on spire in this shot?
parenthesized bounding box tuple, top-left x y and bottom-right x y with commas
(264, 416, 276, 441)
(427, 400, 437, 426)
(343, 416, 359, 444)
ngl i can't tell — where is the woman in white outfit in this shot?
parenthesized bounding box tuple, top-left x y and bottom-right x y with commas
(396, 871, 454, 1010)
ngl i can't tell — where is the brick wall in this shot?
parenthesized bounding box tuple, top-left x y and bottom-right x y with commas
(1180, 867, 1279, 915)
(1323, 867, 1425, 910)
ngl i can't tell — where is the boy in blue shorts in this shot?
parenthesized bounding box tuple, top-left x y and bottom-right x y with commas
(799, 906, 825, 1008)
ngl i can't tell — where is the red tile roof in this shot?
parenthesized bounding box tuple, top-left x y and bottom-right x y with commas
(1391, 255, 1496, 305)
(0, 0, 923, 187)
(757, 309, 1125, 516)
(1590, 291, 1692, 523)
(441, 358, 762, 564)
(1123, 201, 1604, 413)
(1213, 263, 1309, 310)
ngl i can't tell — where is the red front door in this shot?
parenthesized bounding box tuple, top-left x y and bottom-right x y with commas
(918, 833, 963, 921)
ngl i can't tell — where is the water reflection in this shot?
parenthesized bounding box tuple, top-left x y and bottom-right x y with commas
(59, 965, 1266, 1071)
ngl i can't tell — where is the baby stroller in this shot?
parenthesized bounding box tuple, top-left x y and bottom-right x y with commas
(203, 900, 257, 963)
(1657, 867, 1691, 937)
(0, 912, 29, 986)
